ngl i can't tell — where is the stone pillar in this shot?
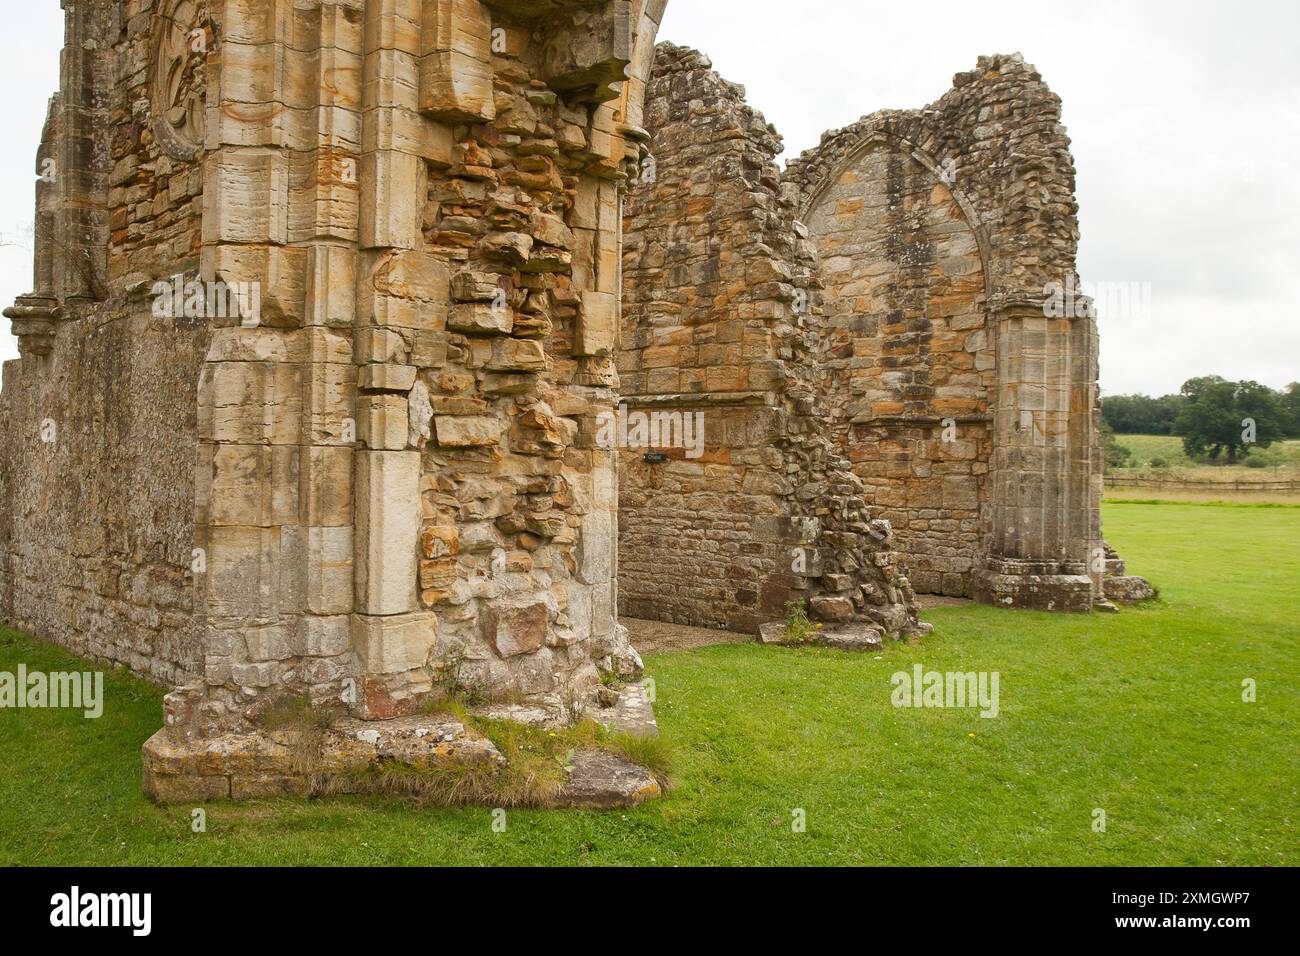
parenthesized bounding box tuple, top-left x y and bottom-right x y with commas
(974, 295, 1100, 610)
(4, 0, 114, 354)
(150, 0, 656, 777)
(51, 0, 113, 305)
(190, 0, 366, 732)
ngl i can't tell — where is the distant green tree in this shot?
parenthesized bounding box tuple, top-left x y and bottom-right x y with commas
(1280, 382, 1300, 438)
(1101, 393, 1186, 434)
(1173, 377, 1284, 464)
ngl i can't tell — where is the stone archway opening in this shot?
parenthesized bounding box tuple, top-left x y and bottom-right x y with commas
(802, 139, 992, 598)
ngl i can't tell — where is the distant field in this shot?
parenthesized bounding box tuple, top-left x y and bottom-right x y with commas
(1110, 435, 1300, 479)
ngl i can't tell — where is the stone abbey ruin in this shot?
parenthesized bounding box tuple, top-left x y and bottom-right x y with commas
(0, 0, 1148, 804)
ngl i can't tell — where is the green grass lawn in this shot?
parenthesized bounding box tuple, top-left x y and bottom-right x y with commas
(2, 501, 1297, 866)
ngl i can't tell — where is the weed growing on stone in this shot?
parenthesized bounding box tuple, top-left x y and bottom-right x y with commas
(783, 599, 820, 643)
(256, 694, 339, 776)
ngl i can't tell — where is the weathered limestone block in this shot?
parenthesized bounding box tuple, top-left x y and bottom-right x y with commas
(306, 245, 358, 328)
(449, 302, 512, 334)
(359, 151, 426, 250)
(206, 445, 299, 528)
(202, 152, 289, 245)
(1105, 575, 1157, 605)
(576, 291, 616, 356)
(358, 393, 410, 450)
(359, 363, 418, 392)
(355, 450, 421, 615)
(352, 612, 438, 675)
(419, 0, 496, 123)
(294, 615, 352, 658)
(482, 599, 550, 658)
(450, 269, 503, 302)
(558, 748, 660, 809)
(201, 361, 304, 446)
(300, 446, 354, 526)
(373, 248, 452, 303)
(434, 415, 502, 446)
(538, 1, 633, 103)
(303, 527, 355, 616)
(487, 338, 547, 372)
(205, 526, 281, 623)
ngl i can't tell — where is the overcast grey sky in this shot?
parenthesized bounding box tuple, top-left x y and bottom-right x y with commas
(1, 0, 1296, 397)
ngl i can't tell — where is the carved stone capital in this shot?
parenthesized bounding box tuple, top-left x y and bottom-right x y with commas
(3, 293, 63, 357)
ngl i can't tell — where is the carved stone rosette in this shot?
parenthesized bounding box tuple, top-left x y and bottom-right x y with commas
(150, 0, 208, 162)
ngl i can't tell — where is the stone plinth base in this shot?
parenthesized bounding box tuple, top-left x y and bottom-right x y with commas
(143, 687, 661, 809)
(972, 559, 1096, 612)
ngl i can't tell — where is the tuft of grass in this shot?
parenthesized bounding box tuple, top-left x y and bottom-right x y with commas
(256, 694, 340, 776)
(258, 694, 338, 734)
(609, 732, 674, 790)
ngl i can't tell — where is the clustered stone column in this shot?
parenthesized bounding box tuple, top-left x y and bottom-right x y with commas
(975, 297, 1100, 609)
(146, 0, 660, 798)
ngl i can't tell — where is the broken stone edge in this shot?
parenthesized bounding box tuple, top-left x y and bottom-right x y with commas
(756, 620, 924, 652)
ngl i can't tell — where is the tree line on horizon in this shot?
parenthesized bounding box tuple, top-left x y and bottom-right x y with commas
(1102, 378, 1300, 466)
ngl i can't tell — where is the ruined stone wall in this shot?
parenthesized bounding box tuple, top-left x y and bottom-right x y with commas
(0, 0, 208, 684)
(400, 2, 642, 705)
(621, 47, 1117, 614)
(0, 307, 207, 685)
(619, 44, 924, 637)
